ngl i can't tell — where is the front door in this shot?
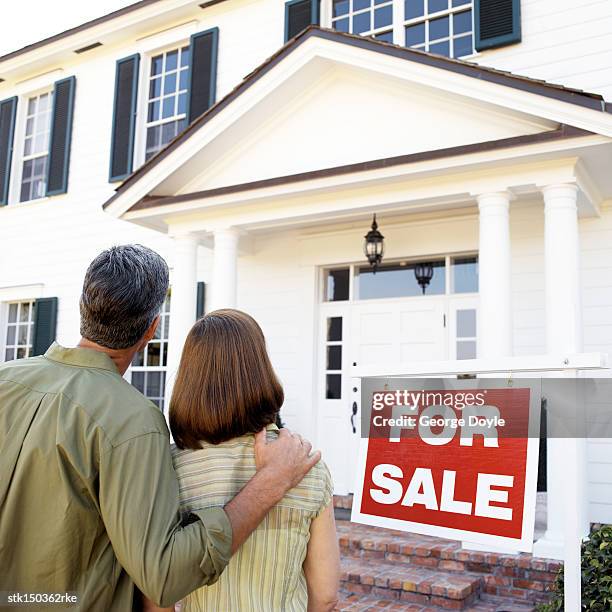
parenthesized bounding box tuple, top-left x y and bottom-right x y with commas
(316, 257, 478, 494)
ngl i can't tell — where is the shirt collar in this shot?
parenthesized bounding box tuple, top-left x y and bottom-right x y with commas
(44, 342, 120, 374)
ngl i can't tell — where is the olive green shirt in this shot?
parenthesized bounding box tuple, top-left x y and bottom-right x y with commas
(0, 344, 232, 611)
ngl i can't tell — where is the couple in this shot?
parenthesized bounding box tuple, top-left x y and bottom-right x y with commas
(0, 245, 340, 611)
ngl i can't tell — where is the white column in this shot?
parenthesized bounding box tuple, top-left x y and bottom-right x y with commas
(210, 228, 239, 311)
(477, 192, 513, 358)
(543, 184, 582, 355)
(165, 233, 198, 408)
(535, 184, 588, 606)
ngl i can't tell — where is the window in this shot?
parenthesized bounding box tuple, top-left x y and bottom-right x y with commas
(145, 46, 190, 161)
(404, 0, 473, 58)
(325, 316, 344, 399)
(329, 0, 475, 57)
(325, 268, 351, 301)
(130, 292, 171, 409)
(455, 308, 476, 359)
(332, 0, 394, 41)
(357, 259, 446, 299)
(452, 255, 478, 293)
(4, 301, 35, 361)
(20, 92, 52, 202)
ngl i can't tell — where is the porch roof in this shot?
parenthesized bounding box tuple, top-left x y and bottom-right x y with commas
(103, 26, 612, 230)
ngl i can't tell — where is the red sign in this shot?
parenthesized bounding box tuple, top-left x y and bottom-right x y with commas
(351, 387, 539, 551)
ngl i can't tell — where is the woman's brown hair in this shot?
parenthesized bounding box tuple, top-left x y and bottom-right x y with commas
(169, 308, 284, 448)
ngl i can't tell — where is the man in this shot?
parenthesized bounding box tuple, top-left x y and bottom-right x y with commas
(0, 245, 320, 611)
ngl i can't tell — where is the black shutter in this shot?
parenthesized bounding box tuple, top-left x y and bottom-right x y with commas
(196, 281, 206, 318)
(0, 97, 17, 206)
(475, 0, 521, 51)
(187, 28, 219, 124)
(31, 297, 58, 356)
(46, 77, 76, 196)
(285, 0, 319, 42)
(109, 54, 140, 182)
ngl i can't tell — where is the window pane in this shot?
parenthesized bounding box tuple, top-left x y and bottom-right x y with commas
(453, 34, 473, 58)
(131, 371, 145, 392)
(374, 5, 393, 28)
(453, 256, 478, 293)
(374, 30, 394, 42)
(16, 347, 27, 359)
(6, 325, 16, 345)
(456, 309, 476, 338)
(180, 47, 191, 67)
(162, 96, 175, 119)
(406, 23, 426, 45)
(327, 345, 342, 371)
(151, 55, 163, 76)
(132, 350, 144, 367)
(429, 40, 450, 56)
(358, 260, 445, 299)
(148, 101, 160, 122)
(8, 303, 18, 323)
(452, 0, 470, 6)
(429, 15, 449, 39)
(353, 11, 371, 34)
(327, 317, 343, 342)
(457, 340, 476, 360)
(428, 0, 447, 12)
(149, 77, 162, 99)
(354, 0, 371, 10)
(179, 70, 189, 91)
(405, 0, 424, 19)
(164, 73, 177, 95)
(326, 268, 350, 301)
(326, 374, 342, 399)
(334, 17, 350, 32)
(5, 349, 15, 361)
(146, 372, 161, 397)
(453, 9, 472, 34)
(165, 50, 178, 71)
(17, 325, 28, 345)
(333, 0, 350, 17)
(146, 343, 161, 366)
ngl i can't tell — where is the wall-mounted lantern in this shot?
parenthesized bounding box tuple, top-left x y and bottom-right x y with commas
(364, 214, 384, 273)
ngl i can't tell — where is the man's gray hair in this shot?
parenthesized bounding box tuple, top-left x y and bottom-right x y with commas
(80, 244, 170, 349)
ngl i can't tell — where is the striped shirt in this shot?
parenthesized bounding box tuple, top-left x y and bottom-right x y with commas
(171, 424, 333, 612)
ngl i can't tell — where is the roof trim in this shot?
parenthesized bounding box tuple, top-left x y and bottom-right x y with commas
(0, 0, 231, 64)
(128, 124, 593, 213)
(104, 26, 609, 211)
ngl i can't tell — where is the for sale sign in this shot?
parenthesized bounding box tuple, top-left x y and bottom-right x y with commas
(351, 379, 541, 552)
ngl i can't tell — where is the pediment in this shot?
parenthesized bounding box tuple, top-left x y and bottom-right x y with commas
(174, 65, 559, 195)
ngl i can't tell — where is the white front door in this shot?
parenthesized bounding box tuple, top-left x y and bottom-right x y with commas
(317, 297, 448, 493)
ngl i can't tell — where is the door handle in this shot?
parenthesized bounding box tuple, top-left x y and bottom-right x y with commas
(351, 401, 358, 434)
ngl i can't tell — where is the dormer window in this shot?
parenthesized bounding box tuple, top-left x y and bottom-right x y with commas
(145, 45, 191, 161)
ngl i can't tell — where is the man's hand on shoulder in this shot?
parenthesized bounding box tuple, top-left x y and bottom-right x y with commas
(254, 428, 321, 502)
(224, 427, 321, 554)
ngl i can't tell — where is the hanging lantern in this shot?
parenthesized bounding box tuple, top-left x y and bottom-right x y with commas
(414, 262, 434, 294)
(364, 214, 384, 273)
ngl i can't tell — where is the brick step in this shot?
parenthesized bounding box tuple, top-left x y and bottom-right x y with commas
(336, 521, 558, 606)
(341, 557, 483, 610)
(335, 591, 536, 611)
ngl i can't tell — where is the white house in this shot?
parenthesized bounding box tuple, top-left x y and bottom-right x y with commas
(2, 0, 612, 558)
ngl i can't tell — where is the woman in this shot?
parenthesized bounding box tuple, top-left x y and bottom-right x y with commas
(146, 309, 340, 612)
